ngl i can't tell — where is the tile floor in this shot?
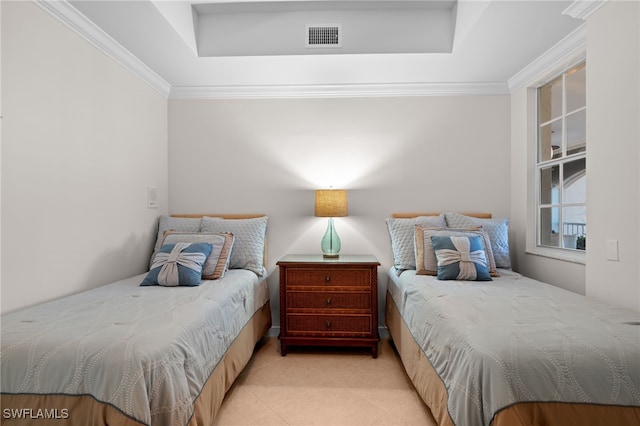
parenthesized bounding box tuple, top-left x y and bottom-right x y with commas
(214, 337, 437, 426)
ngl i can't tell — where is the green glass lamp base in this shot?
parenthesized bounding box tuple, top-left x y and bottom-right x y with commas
(321, 218, 341, 258)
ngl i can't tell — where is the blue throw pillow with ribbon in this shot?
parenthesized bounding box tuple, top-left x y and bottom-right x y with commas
(431, 235, 492, 281)
(141, 242, 213, 287)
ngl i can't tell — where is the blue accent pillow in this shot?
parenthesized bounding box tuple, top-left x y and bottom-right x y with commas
(444, 212, 511, 269)
(431, 235, 492, 281)
(141, 242, 213, 287)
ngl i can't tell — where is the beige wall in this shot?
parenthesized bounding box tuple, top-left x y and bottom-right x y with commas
(0, 0, 3, 314)
(6, 0, 636, 321)
(168, 96, 511, 325)
(1, 2, 169, 313)
(585, 0, 640, 312)
(510, 0, 640, 312)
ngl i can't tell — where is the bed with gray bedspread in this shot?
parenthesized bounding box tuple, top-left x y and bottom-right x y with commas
(388, 268, 640, 425)
(1, 270, 269, 425)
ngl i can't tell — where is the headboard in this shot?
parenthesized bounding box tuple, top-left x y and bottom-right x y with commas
(171, 214, 265, 219)
(391, 212, 492, 219)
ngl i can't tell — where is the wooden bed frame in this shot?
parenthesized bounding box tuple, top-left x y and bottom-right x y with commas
(171, 214, 265, 219)
(391, 212, 491, 219)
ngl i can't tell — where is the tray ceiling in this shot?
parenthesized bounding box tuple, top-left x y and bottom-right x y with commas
(61, 0, 585, 97)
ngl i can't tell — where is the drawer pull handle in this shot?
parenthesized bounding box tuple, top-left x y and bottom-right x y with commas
(326, 298, 332, 305)
(326, 321, 332, 328)
(325, 275, 331, 282)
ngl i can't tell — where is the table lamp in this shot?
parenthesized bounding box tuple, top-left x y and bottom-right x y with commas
(314, 189, 348, 258)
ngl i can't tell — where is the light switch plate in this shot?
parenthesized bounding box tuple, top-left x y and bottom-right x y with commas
(147, 186, 158, 209)
(606, 239, 619, 261)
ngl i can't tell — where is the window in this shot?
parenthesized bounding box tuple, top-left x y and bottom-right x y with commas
(536, 62, 586, 251)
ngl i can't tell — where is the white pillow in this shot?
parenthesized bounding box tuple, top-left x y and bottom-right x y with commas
(200, 216, 268, 276)
(150, 216, 202, 269)
(385, 214, 446, 274)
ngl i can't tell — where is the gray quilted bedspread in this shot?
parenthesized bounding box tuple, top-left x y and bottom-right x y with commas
(389, 269, 640, 426)
(1, 270, 269, 426)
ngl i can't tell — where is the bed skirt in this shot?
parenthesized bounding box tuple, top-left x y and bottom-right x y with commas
(1, 301, 272, 426)
(385, 292, 640, 426)
(385, 292, 454, 426)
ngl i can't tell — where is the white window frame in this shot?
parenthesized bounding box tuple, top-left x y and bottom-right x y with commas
(526, 58, 587, 265)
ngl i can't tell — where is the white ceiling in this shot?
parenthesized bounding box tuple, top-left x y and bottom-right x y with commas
(62, 0, 585, 97)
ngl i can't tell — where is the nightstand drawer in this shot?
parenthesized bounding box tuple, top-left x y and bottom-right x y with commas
(286, 291, 371, 310)
(285, 268, 371, 287)
(287, 314, 372, 334)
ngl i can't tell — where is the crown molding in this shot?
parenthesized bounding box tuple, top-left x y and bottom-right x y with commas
(169, 82, 510, 99)
(508, 24, 586, 93)
(562, 0, 608, 20)
(33, 0, 171, 98)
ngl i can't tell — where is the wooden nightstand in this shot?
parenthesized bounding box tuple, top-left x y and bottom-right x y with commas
(277, 254, 380, 358)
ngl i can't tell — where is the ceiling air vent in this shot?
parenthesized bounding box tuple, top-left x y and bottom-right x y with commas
(306, 24, 342, 48)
